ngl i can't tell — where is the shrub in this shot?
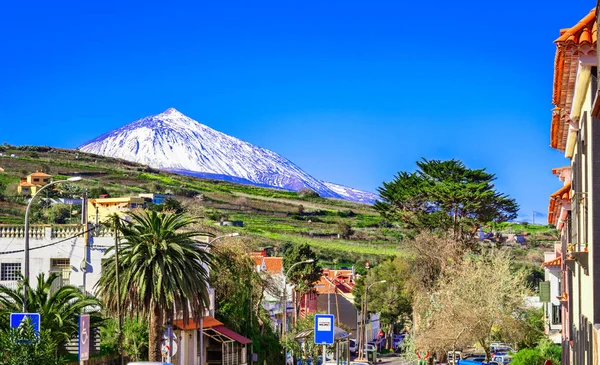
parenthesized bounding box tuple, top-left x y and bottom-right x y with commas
(298, 188, 320, 199)
(511, 348, 543, 365)
(337, 223, 353, 239)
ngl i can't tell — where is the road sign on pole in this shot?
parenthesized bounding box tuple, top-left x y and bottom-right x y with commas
(314, 314, 334, 345)
(79, 314, 90, 361)
(10, 313, 40, 336)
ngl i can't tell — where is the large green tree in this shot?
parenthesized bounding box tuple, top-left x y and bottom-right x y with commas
(0, 273, 102, 346)
(210, 241, 283, 364)
(96, 210, 214, 361)
(375, 159, 518, 244)
(352, 257, 412, 334)
(283, 243, 322, 295)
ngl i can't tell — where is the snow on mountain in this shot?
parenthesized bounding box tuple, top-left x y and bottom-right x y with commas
(322, 182, 379, 204)
(79, 108, 378, 203)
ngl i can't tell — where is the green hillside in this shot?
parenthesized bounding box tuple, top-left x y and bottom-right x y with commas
(0, 145, 558, 268)
(0, 145, 401, 266)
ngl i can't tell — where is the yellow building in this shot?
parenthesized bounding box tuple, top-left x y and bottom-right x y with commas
(87, 196, 146, 224)
(17, 171, 51, 195)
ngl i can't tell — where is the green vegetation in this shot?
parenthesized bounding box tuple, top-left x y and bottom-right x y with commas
(0, 273, 102, 346)
(97, 210, 214, 361)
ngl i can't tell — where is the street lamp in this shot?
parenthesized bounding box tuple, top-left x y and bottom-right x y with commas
(358, 279, 387, 360)
(23, 176, 82, 312)
(281, 259, 314, 337)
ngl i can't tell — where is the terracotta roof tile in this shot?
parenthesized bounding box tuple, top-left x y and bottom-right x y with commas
(551, 8, 597, 151)
(548, 182, 571, 225)
(251, 256, 263, 267)
(542, 256, 562, 268)
(263, 257, 283, 274)
(29, 171, 51, 177)
(173, 316, 223, 330)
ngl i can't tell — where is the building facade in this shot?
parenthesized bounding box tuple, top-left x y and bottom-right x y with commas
(87, 196, 146, 224)
(17, 171, 51, 195)
(548, 8, 600, 365)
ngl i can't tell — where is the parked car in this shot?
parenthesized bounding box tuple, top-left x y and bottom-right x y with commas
(365, 342, 376, 352)
(447, 351, 462, 364)
(349, 339, 357, 355)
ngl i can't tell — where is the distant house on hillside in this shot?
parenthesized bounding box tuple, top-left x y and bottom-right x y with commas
(17, 171, 51, 196)
(87, 196, 146, 224)
(138, 193, 174, 205)
(0, 167, 4, 173)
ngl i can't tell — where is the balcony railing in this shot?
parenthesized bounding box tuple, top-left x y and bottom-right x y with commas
(0, 224, 113, 239)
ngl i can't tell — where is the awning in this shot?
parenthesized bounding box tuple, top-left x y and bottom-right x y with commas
(173, 316, 223, 331)
(204, 325, 252, 344)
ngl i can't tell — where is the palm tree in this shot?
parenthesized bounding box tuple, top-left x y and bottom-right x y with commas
(96, 210, 214, 361)
(0, 273, 102, 346)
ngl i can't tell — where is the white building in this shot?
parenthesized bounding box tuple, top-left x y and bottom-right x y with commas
(0, 224, 114, 294)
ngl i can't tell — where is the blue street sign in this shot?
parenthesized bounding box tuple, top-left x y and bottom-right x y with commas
(79, 314, 90, 361)
(314, 314, 334, 345)
(10, 313, 41, 336)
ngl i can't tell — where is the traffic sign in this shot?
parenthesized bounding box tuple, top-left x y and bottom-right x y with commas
(79, 314, 90, 361)
(10, 313, 40, 336)
(314, 314, 334, 345)
(161, 340, 178, 356)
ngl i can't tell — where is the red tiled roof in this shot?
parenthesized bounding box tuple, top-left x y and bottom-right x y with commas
(251, 256, 263, 267)
(542, 256, 562, 268)
(264, 257, 283, 274)
(173, 316, 223, 331)
(29, 171, 51, 177)
(551, 9, 597, 151)
(548, 182, 571, 225)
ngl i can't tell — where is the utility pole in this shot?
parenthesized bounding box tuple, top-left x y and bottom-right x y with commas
(81, 192, 88, 295)
(112, 215, 124, 365)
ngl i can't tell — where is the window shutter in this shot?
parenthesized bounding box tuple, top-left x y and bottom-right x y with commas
(539, 281, 551, 302)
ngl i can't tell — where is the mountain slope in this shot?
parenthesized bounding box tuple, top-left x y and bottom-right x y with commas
(79, 108, 377, 203)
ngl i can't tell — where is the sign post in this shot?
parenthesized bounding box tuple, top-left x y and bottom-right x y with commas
(79, 314, 90, 364)
(315, 314, 334, 363)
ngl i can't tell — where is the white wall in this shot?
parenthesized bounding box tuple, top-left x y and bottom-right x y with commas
(0, 226, 114, 294)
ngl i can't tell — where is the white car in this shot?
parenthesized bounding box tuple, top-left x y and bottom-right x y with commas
(349, 339, 357, 355)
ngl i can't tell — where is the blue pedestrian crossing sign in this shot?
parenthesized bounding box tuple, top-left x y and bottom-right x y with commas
(314, 314, 334, 345)
(10, 313, 41, 336)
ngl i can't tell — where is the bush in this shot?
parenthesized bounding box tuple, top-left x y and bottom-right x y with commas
(298, 188, 320, 199)
(511, 348, 543, 365)
(337, 223, 353, 239)
(163, 197, 185, 214)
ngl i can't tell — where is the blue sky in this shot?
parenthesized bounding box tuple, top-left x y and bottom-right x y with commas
(0, 0, 592, 222)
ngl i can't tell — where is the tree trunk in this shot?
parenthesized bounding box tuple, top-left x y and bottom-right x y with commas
(149, 301, 164, 361)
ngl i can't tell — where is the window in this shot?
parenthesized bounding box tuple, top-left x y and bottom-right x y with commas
(1, 263, 21, 281)
(552, 304, 562, 325)
(33, 178, 39, 182)
(51, 258, 70, 268)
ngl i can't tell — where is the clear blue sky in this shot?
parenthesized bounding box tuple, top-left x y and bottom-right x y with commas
(0, 0, 591, 222)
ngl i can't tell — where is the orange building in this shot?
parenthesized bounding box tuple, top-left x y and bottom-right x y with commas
(17, 171, 51, 195)
(545, 7, 599, 365)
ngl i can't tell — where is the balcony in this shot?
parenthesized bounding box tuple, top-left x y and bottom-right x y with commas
(566, 244, 589, 275)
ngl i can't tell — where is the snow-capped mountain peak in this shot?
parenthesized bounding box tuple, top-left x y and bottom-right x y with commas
(79, 109, 378, 204)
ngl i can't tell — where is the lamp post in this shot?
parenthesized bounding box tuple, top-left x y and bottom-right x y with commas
(23, 176, 82, 312)
(281, 259, 314, 336)
(358, 280, 387, 360)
